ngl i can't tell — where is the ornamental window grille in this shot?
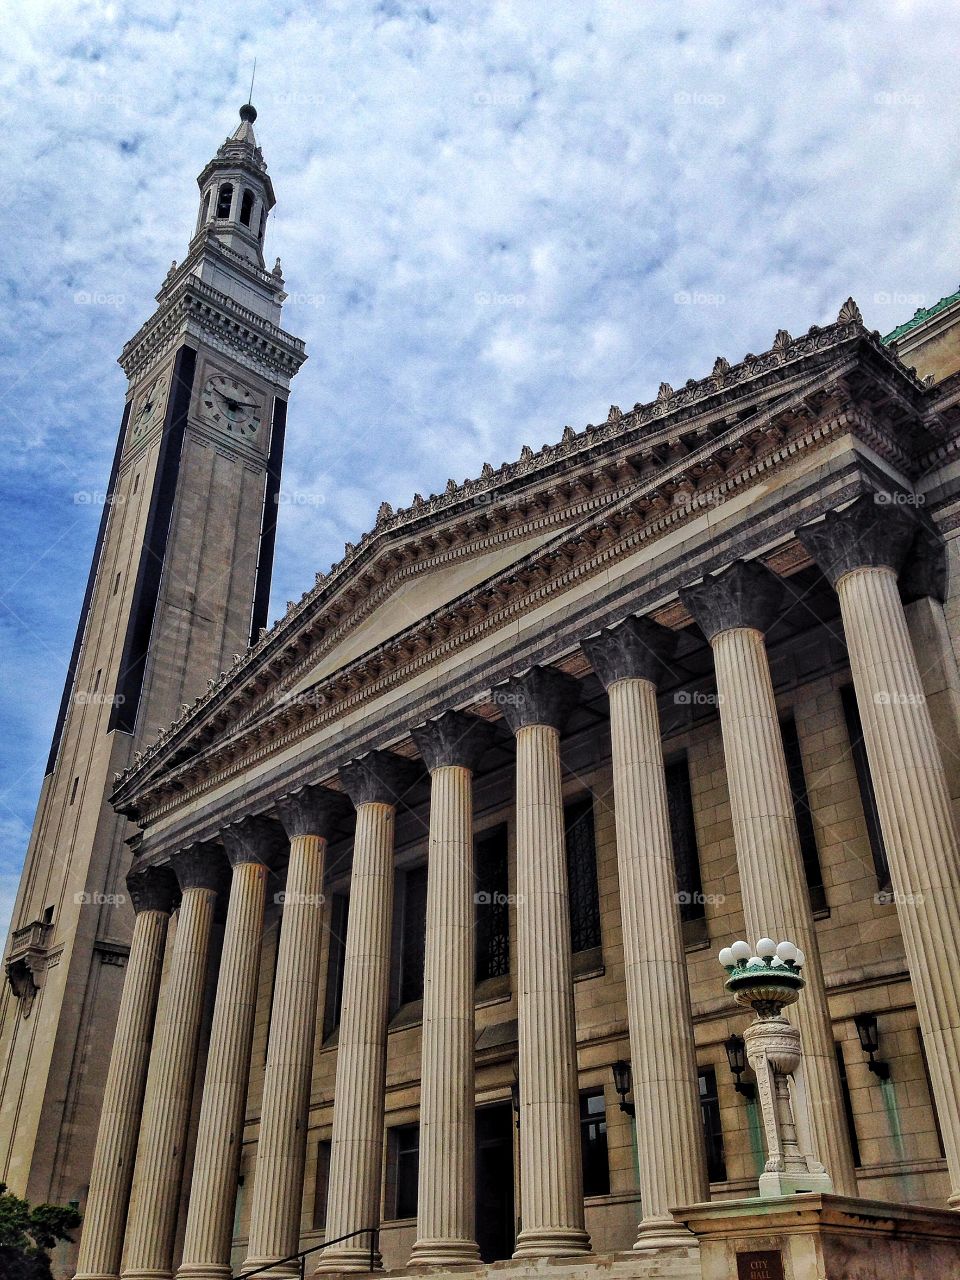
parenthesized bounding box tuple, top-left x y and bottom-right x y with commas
(475, 824, 510, 981)
(564, 796, 601, 953)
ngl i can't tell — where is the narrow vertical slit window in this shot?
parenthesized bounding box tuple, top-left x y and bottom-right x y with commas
(835, 1042, 863, 1167)
(665, 754, 707, 944)
(579, 1090, 610, 1196)
(564, 796, 601, 954)
(780, 713, 827, 912)
(475, 824, 510, 981)
(322, 893, 349, 1041)
(69, 776, 79, 805)
(839, 684, 891, 888)
(399, 865, 428, 1005)
(699, 1066, 727, 1182)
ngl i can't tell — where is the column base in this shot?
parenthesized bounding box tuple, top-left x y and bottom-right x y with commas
(513, 1227, 591, 1258)
(408, 1239, 482, 1267)
(238, 1258, 300, 1280)
(120, 1271, 173, 1280)
(758, 1168, 833, 1198)
(312, 1245, 382, 1274)
(632, 1217, 699, 1253)
(175, 1266, 232, 1280)
(75, 1273, 122, 1280)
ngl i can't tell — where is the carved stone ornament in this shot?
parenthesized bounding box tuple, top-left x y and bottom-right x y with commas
(494, 665, 581, 735)
(127, 864, 179, 915)
(274, 784, 347, 840)
(170, 842, 227, 894)
(679, 559, 787, 643)
(796, 493, 920, 588)
(411, 709, 498, 773)
(339, 750, 420, 809)
(222, 814, 285, 865)
(582, 615, 677, 690)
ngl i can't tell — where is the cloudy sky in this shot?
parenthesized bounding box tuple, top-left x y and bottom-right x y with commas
(0, 0, 958, 942)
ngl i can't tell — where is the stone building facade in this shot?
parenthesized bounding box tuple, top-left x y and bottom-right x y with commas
(8, 104, 960, 1280)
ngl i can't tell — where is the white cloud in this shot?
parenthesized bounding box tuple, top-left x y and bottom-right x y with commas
(1, 0, 959, 901)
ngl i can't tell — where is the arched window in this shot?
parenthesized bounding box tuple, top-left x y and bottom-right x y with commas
(240, 189, 255, 227)
(199, 191, 210, 225)
(258, 207, 267, 241)
(215, 183, 233, 219)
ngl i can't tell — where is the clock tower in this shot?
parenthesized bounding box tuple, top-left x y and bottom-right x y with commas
(0, 104, 306, 1231)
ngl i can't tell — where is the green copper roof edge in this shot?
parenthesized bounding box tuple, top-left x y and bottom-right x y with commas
(883, 287, 960, 346)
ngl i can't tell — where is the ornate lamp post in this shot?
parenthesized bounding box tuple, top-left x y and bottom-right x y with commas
(718, 937, 833, 1198)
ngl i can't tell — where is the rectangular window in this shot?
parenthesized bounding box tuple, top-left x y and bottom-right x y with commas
(70, 776, 79, 805)
(564, 797, 602, 954)
(312, 1139, 331, 1229)
(387, 1123, 419, 1220)
(322, 894, 349, 1041)
(835, 1043, 862, 1167)
(665, 755, 705, 926)
(475, 824, 510, 981)
(579, 1090, 610, 1196)
(699, 1067, 727, 1183)
(839, 685, 890, 888)
(399, 865, 429, 1006)
(780, 714, 827, 912)
(113, 572, 121, 596)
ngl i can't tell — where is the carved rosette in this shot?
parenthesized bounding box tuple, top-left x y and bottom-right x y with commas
(411, 709, 497, 773)
(274, 784, 345, 840)
(494, 665, 581, 735)
(680, 559, 787, 642)
(796, 493, 920, 587)
(339, 750, 420, 809)
(581, 615, 677, 690)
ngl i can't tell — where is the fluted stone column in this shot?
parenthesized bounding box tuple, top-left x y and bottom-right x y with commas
(680, 561, 858, 1197)
(409, 711, 495, 1266)
(243, 788, 343, 1279)
(583, 619, 708, 1250)
(799, 495, 960, 1204)
(75, 868, 179, 1280)
(121, 846, 225, 1280)
(317, 752, 417, 1274)
(500, 665, 591, 1258)
(176, 818, 280, 1280)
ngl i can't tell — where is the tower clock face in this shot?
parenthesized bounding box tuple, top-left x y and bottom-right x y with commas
(131, 374, 167, 440)
(202, 374, 262, 438)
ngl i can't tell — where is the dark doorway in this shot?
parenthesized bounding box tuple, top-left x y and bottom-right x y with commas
(476, 1103, 515, 1261)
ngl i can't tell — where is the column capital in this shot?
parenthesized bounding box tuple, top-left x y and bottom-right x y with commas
(171, 842, 227, 893)
(582, 615, 676, 689)
(679, 559, 785, 642)
(900, 522, 948, 604)
(339, 750, 419, 808)
(796, 494, 919, 587)
(411, 710, 497, 773)
(222, 814, 285, 866)
(495, 665, 580, 735)
(127, 865, 179, 916)
(275, 785, 345, 840)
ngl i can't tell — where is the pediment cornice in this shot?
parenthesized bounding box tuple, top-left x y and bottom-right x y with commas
(111, 305, 937, 820)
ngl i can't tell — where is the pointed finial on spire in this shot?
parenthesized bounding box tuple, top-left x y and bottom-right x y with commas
(238, 59, 258, 123)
